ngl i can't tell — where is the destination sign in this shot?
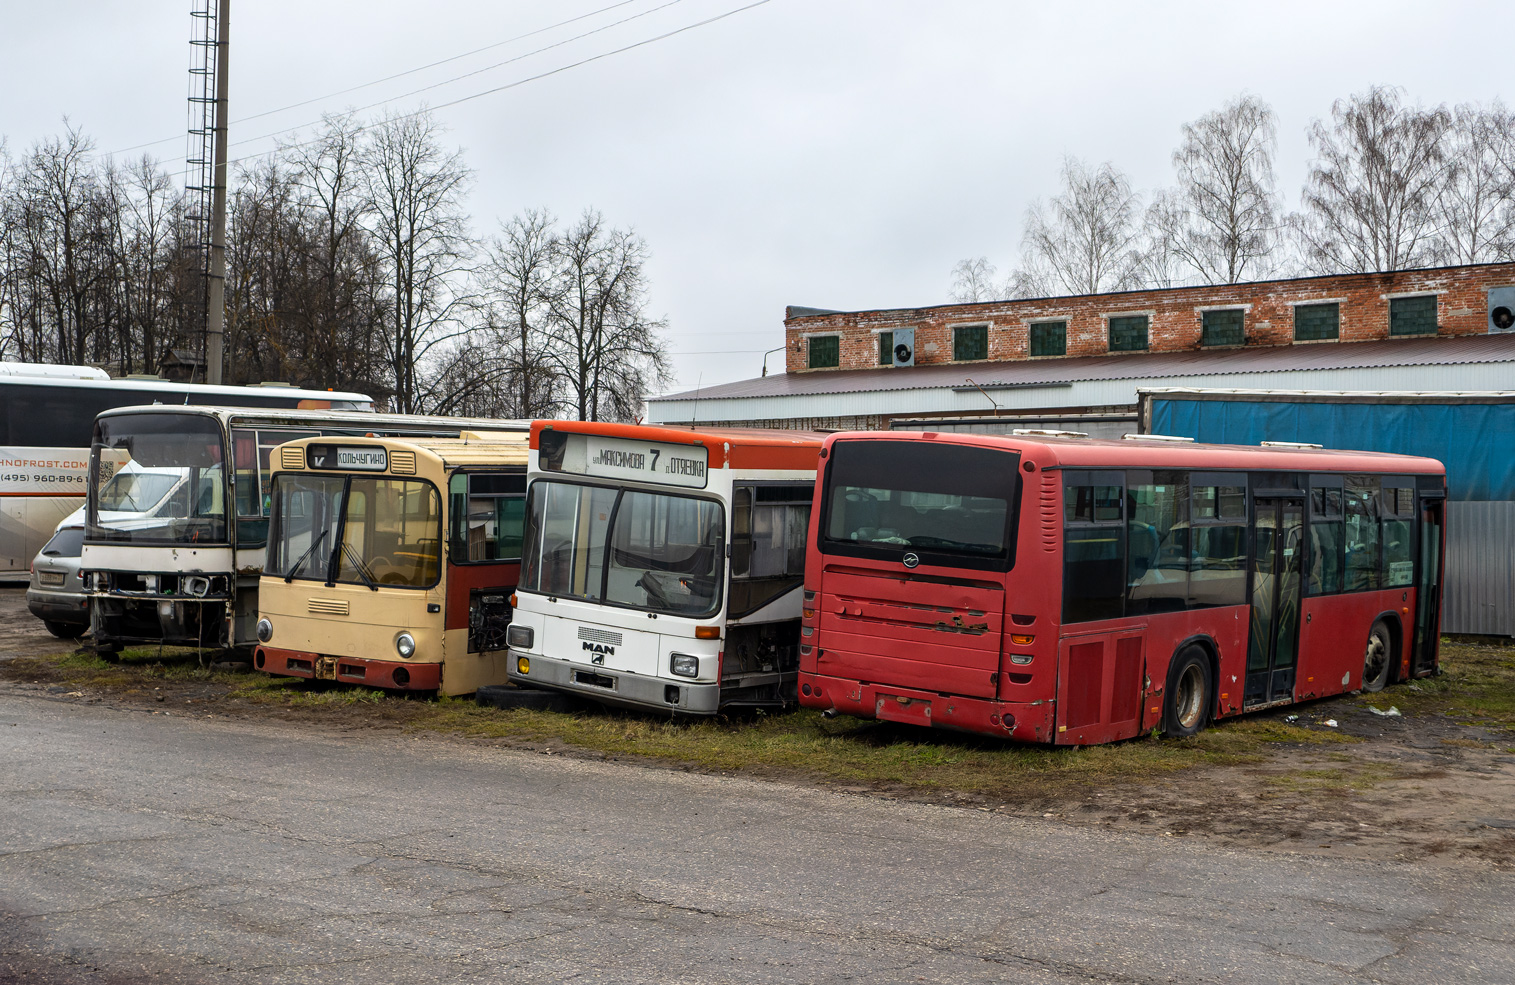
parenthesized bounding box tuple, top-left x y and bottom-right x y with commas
(544, 432, 708, 489)
(307, 444, 388, 471)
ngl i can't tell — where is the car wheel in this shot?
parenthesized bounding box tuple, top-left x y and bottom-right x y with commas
(43, 620, 84, 640)
(1163, 645, 1213, 739)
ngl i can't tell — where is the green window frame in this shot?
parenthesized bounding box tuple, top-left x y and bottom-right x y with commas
(1389, 295, 1438, 336)
(878, 331, 893, 365)
(1201, 309, 1244, 347)
(1109, 315, 1149, 352)
(1029, 321, 1066, 357)
(807, 335, 839, 369)
(953, 324, 989, 361)
(1294, 302, 1340, 342)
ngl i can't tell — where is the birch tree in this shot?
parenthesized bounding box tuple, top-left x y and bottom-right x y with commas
(1008, 157, 1143, 297)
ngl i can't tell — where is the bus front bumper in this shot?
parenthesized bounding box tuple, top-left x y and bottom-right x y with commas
(506, 649, 720, 715)
(254, 646, 441, 691)
(797, 672, 1056, 744)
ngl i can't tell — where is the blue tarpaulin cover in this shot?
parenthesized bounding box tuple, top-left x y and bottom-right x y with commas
(1150, 397, 1513, 501)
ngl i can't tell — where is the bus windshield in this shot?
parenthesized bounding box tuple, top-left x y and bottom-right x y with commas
(820, 439, 1019, 569)
(268, 474, 442, 589)
(519, 479, 725, 617)
(88, 413, 228, 545)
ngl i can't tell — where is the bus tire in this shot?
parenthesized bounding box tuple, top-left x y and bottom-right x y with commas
(1362, 620, 1392, 693)
(1163, 646, 1212, 739)
(94, 641, 123, 662)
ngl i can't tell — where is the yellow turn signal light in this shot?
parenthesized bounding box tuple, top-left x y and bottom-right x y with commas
(1010, 634, 1035, 646)
(516, 656, 530, 675)
(802, 608, 815, 619)
(695, 625, 721, 640)
(509, 593, 518, 608)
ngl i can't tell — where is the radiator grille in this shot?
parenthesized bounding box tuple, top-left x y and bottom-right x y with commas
(577, 626, 622, 646)
(388, 450, 417, 475)
(280, 446, 306, 470)
(307, 598, 350, 616)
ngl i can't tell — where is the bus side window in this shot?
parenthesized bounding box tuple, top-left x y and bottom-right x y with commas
(1189, 483, 1247, 608)
(449, 472, 527, 562)
(1063, 473, 1125, 623)
(1126, 471, 1188, 616)
(1344, 477, 1380, 592)
(1382, 481, 1415, 587)
(1308, 485, 1343, 595)
(730, 484, 811, 618)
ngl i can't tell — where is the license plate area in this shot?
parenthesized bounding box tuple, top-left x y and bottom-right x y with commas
(875, 693, 933, 726)
(573, 670, 617, 690)
(38, 571, 65, 587)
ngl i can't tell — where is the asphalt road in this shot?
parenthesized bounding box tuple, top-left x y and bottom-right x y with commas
(2, 694, 1512, 984)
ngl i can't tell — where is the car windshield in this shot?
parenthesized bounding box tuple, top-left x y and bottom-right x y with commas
(519, 479, 725, 617)
(97, 469, 179, 513)
(88, 414, 228, 545)
(268, 473, 442, 589)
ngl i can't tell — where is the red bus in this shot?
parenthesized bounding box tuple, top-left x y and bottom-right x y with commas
(797, 432, 1445, 745)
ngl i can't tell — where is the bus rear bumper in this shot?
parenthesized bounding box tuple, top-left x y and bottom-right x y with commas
(506, 650, 720, 715)
(797, 672, 1056, 743)
(253, 645, 441, 691)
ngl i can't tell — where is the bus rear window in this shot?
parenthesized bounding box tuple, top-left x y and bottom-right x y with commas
(820, 440, 1019, 570)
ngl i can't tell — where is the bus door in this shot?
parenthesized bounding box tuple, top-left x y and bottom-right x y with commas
(1245, 496, 1303, 706)
(1411, 494, 1444, 676)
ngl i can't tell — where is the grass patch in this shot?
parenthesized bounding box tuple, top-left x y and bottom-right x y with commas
(4, 634, 1507, 804)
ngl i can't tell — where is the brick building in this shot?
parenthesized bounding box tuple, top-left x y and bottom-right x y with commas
(646, 262, 1515, 434)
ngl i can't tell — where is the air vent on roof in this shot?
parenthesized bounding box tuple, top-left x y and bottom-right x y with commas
(389, 450, 417, 474)
(1123, 433, 1195, 442)
(1012, 428, 1088, 438)
(1260, 440, 1323, 449)
(279, 446, 305, 470)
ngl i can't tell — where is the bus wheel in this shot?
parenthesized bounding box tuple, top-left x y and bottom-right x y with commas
(1362, 621, 1392, 693)
(1163, 647, 1212, 739)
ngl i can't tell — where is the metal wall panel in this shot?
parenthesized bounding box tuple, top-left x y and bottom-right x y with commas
(1444, 501, 1515, 636)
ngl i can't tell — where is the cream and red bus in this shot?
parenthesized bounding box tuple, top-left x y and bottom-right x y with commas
(505, 421, 824, 714)
(252, 432, 530, 695)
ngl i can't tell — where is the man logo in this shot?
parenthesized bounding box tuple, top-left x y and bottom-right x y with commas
(583, 641, 615, 665)
(903, 552, 920, 569)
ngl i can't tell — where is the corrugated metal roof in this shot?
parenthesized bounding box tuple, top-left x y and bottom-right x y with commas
(650, 333, 1515, 404)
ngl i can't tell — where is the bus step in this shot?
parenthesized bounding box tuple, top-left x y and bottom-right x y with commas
(476, 684, 583, 713)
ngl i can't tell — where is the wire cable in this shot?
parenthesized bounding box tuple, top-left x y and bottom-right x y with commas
(107, 0, 674, 158)
(225, 0, 774, 167)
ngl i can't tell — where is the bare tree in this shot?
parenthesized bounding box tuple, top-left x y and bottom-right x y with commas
(1292, 86, 1451, 273)
(1164, 95, 1282, 284)
(544, 211, 670, 422)
(1009, 157, 1143, 297)
(475, 209, 561, 417)
(1136, 190, 1193, 290)
(948, 256, 1000, 303)
(359, 109, 474, 413)
(1432, 101, 1515, 265)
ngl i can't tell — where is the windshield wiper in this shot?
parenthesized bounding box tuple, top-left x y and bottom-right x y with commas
(283, 529, 329, 582)
(340, 541, 380, 591)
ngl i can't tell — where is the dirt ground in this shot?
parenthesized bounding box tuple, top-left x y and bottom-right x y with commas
(4, 587, 1513, 868)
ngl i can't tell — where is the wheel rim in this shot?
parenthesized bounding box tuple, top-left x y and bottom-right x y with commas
(1364, 631, 1388, 682)
(1175, 663, 1204, 730)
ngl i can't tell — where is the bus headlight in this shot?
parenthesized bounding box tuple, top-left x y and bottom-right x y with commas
(256, 618, 273, 643)
(396, 632, 416, 659)
(670, 653, 699, 678)
(506, 624, 533, 649)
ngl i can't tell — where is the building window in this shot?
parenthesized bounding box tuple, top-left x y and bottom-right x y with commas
(1108, 315, 1149, 352)
(1029, 321, 1066, 357)
(807, 335, 839, 369)
(878, 331, 893, 365)
(1294, 302, 1340, 342)
(1390, 295, 1438, 336)
(1201, 309, 1244, 346)
(953, 325, 989, 361)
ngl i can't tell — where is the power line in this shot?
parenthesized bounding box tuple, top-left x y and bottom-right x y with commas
(105, 0, 673, 158)
(228, 0, 692, 153)
(226, 0, 775, 168)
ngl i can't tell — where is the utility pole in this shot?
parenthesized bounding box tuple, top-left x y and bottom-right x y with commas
(205, 0, 230, 385)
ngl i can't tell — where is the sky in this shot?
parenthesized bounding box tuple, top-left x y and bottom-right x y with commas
(3, 0, 1513, 399)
